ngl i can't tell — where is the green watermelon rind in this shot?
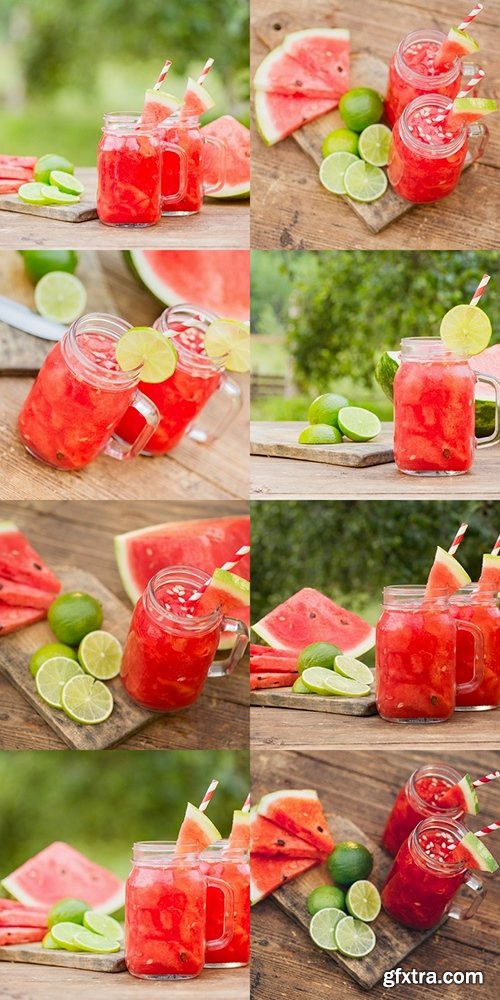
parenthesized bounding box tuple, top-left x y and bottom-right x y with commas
(122, 250, 250, 321)
(478, 554, 500, 593)
(458, 774, 480, 816)
(114, 530, 142, 604)
(428, 547, 471, 593)
(459, 831, 498, 873)
(210, 568, 250, 603)
(183, 77, 215, 116)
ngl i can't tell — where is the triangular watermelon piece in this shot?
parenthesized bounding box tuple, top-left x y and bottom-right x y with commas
(0, 908, 48, 928)
(250, 645, 299, 673)
(282, 28, 350, 93)
(425, 546, 471, 597)
(0, 577, 54, 609)
(176, 803, 221, 854)
(0, 522, 61, 593)
(252, 588, 375, 657)
(228, 810, 250, 851)
(257, 790, 334, 855)
(1, 842, 124, 913)
(0, 602, 46, 636)
(251, 811, 322, 859)
(0, 926, 46, 945)
(251, 855, 318, 904)
(254, 44, 340, 98)
(255, 90, 338, 145)
(478, 554, 500, 594)
(250, 672, 298, 690)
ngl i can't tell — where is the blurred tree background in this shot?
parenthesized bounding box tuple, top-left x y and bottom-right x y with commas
(0, 750, 248, 884)
(0, 0, 248, 161)
(251, 251, 500, 421)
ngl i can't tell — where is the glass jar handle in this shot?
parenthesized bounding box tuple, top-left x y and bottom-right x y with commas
(465, 122, 489, 166)
(203, 136, 226, 195)
(475, 373, 500, 448)
(161, 143, 189, 204)
(205, 875, 235, 950)
(455, 619, 484, 694)
(447, 872, 484, 921)
(103, 390, 160, 461)
(208, 619, 249, 678)
(187, 373, 242, 445)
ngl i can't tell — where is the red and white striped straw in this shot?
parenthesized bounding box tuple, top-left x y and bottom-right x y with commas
(473, 771, 500, 786)
(448, 522, 468, 556)
(188, 546, 250, 602)
(153, 59, 172, 91)
(197, 57, 214, 87)
(456, 68, 485, 100)
(458, 3, 484, 31)
(470, 272, 490, 307)
(491, 534, 500, 556)
(199, 778, 219, 813)
(474, 819, 500, 838)
(242, 793, 251, 813)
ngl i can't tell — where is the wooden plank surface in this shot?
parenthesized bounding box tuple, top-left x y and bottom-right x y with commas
(251, 0, 500, 250)
(250, 687, 376, 715)
(0, 169, 249, 250)
(251, 421, 394, 467)
(251, 750, 500, 1000)
(0, 942, 124, 973)
(0, 188, 97, 223)
(0, 251, 249, 501)
(0, 963, 249, 999)
(0, 501, 249, 751)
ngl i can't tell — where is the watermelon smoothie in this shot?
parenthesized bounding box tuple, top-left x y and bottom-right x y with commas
(97, 115, 163, 227)
(17, 314, 159, 471)
(202, 843, 250, 967)
(159, 113, 225, 215)
(382, 764, 465, 856)
(385, 29, 465, 127)
(120, 566, 248, 712)
(451, 588, 500, 710)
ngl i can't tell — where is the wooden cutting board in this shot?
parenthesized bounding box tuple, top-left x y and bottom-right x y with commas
(250, 685, 376, 715)
(250, 422, 394, 467)
(0, 251, 117, 375)
(0, 173, 97, 223)
(272, 813, 444, 990)
(0, 567, 162, 750)
(0, 941, 125, 973)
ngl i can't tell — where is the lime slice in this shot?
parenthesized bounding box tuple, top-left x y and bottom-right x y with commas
(18, 182, 49, 206)
(78, 630, 122, 680)
(301, 666, 338, 695)
(339, 88, 384, 132)
(115, 326, 177, 383)
(309, 908, 346, 950)
(73, 931, 120, 954)
(334, 916, 376, 958)
(319, 152, 359, 195)
(344, 160, 387, 202)
(83, 911, 123, 941)
(34, 271, 87, 324)
(292, 676, 311, 694)
(61, 674, 114, 725)
(34, 154, 74, 184)
(204, 318, 250, 373)
(40, 184, 80, 205)
(298, 424, 342, 444)
(334, 655, 374, 686)
(307, 885, 346, 916)
(323, 673, 370, 697)
(337, 406, 381, 442)
(50, 171, 85, 195)
(35, 656, 84, 709)
(346, 881, 381, 922)
(322, 128, 359, 158)
(29, 642, 78, 679)
(50, 921, 85, 950)
(440, 304, 492, 357)
(358, 124, 392, 167)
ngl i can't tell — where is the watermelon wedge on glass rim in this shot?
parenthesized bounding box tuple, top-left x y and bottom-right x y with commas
(257, 789, 334, 856)
(425, 546, 471, 598)
(449, 831, 499, 872)
(436, 774, 480, 815)
(228, 810, 250, 851)
(478, 554, 500, 594)
(175, 802, 221, 854)
(141, 89, 180, 126)
(250, 855, 318, 905)
(252, 587, 375, 657)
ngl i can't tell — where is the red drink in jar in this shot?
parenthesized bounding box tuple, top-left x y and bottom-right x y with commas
(97, 114, 162, 227)
(202, 842, 250, 967)
(382, 764, 465, 856)
(385, 29, 465, 127)
(451, 587, 500, 710)
(160, 113, 225, 215)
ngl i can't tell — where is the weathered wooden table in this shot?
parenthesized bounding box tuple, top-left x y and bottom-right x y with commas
(252, 749, 500, 1000)
(251, 0, 500, 250)
(0, 169, 249, 250)
(0, 251, 249, 500)
(0, 501, 249, 751)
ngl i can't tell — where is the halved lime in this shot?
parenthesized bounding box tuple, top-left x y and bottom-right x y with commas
(358, 124, 392, 167)
(309, 907, 345, 950)
(339, 88, 384, 132)
(78, 630, 122, 680)
(307, 885, 346, 916)
(334, 655, 374, 686)
(48, 898, 89, 929)
(40, 184, 80, 205)
(29, 642, 78, 678)
(440, 304, 492, 357)
(50, 171, 85, 196)
(298, 642, 340, 674)
(61, 674, 114, 725)
(344, 160, 387, 202)
(48, 592, 103, 646)
(204, 318, 250, 373)
(298, 424, 343, 444)
(292, 676, 311, 694)
(319, 152, 359, 195)
(301, 666, 338, 695)
(346, 881, 381, 922)
(337, 406, 381, 442)
(18, 182, 49, 205)
(322, 128, 359, 158)
(73, 930, 120, 954)
(308, 393, 349, 427)
(34, 154, 74, 184)
(323, 673, 370, 697)
(21, 250, 79, 283)
(42, 931, 61, 949)
(334, 916, 376, 958)
(115, 326, 177, 383)
(35, 656, 84, 709)
(34, 271, 87, 324)
(83, 911, 123, 941)
(50, 921, 85, 950)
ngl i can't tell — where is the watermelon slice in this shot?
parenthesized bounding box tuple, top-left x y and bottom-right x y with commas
(0, 522, 61, 593)
(250, 646, 299, 673)
(425, 546, 471, 597)
(282, 28, 350, 91)
(182, 78, 215, 117)
(1, 843, 124, 913)
(250, 672, 298, 690)
(450, 831, 498, 872)
(436, 774, 479, 815)
(202, 116, 250, 198)
(141, 89, 180, 125)
(255, 90, 338, 145)
(176, 802, 221, 854)
(0, 908, 48, 928)
(252, 588, 375, 657)
(254, 45, 339, 98)
(0, 577, 55, 609)
(198, 568, 250, 625)
(257, 790, 334, 855)
(0, 180, 23, 194)
(0, 926, 46, 946)
(251, 855, 317, 904)
(446, 97, 497, 130)
(478, 554, 500, 594)
(124, 250, 250, 322)
(434, 27, 480, 69)
(0, 602, 46, 636)
(228, 810, 250, 851)
(251, 811, 322, 859)
(114, 515, 250, 604)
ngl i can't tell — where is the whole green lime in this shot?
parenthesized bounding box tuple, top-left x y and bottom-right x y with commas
(322, 128, 359, 158)
(339, 88, 384, 132)
(298, 642, 340, 675)
(327, 842, 374, 886)
(48, 898, 89, 930)
(307, 884, 346, 915)
(48, 592, 103, 646)
(20, 250, 78, 284)
(34, 154, 74, 185)
(308, 393, 350, 427)
(29, 642, 78, 678)
(298, 424, 342, 445)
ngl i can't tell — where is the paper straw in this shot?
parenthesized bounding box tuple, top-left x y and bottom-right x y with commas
(448, 523, 468, 556)
(456, 68, 486, 100)
(474, 819, 500, 837)
(188, 546, 250, 602)
(199, 778, 219, 813)
(491, 535, 500, 556)
(153, 59, 172, 91)
(473, 771, 500, 786)
(470, 272, 490, 306)
(241, 793, 251, 813)
(197, 57, 214, 87)
(458, 3, 484, 31)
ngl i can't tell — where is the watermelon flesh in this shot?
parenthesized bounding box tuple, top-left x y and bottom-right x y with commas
(436, 774, 479, 815)
(250, 646, 299, 674)
(0, 577, 54, 609)
(478, 553, 500, 594)
(251, 811, 322, 859)
(250, 672, 297, 690)
(0, 926, 46, 946)
(257, 790, 334, 856)
(0, 908, 48, 928)
(450, 831, 498, 872)
(252, 587, 375, 657)
(282, 28, 350, 92)
(0, 602, 46, 636)
(202, 116, 250, 198)
(228, 810, 250, 851)
(251, 855, 317, 904)
(181, 77, 215, 117)
(255, 90, 338, 145)
(176, 802, 221, 854)
(254, 46, 339, 98)
(125, 250, 250, 322)
(0, 522, 61, 593)
(141, 88, 180, 125)
(1, 842, 124, 913)
(425, 546, 471, 598)
(197, 568, 250, 628)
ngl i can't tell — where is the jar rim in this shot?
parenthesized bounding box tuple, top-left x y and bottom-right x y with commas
(400, 337, 467, 361)
(156, 302, 228, 374)
(132, 840, 200, 864)
(399, 94, 466, 156)
(146, 565, 222, 631)
(397, 28, 460, 86)
(410, 816, 469, 874)
(202, 839, 249, 861)
(407, 763, 465, 816)
(64, 312, 141, 388)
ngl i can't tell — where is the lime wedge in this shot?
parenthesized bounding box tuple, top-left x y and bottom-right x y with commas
(18, 182, 49, 205)
(346, 881, 381, 922)
(50, 171, 85, 195)
(292, 676, 311, 694)
(334, 655, 374, 686)
(34, 271, 87, 324)
(309, 907, 346, 950)
(61, 674, 114, 725)
(115, 326, 177, 383)
(298, 424, 342, 445)
(35, 656, 84, 709)
(337, 406, 381, 442)
(323, 673, 371, 697)
(78, 630, 122, 680)
(334, 915, 376, 958)
(319, 152, 359, 195)
(73, 930, 120, 954)
(204, 318, 250, 373)
(50, 921, 85, 950)
(358, 124, 392, 167)
(344, 160, 387, 202)
(83, 911, 123, 941)
(440, 304, 492, 357)
(301, 666, 337, 695)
